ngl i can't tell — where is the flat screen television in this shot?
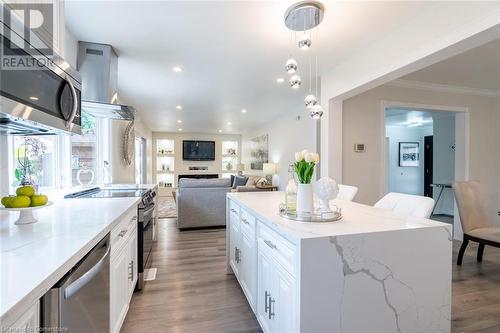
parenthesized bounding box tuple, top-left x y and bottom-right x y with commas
(182, 140, 215, 161)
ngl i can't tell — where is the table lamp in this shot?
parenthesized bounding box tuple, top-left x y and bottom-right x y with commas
(263, 163, 279, 187)
(236, 163, 245, 176)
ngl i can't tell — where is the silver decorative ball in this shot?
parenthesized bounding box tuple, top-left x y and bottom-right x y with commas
(298, 35, 312, 50)
(289, 75, 301, 89)
(285, 59, 298, 74)
(304, 94, 317, 108)
(310, 104, 323, 119)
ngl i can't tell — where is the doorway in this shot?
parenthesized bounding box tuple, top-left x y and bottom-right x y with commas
(384, 105, 465, 224)
(135, 137, 147, 184)
(424, 136, 433, 197)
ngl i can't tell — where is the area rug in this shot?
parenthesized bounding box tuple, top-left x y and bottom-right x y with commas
(157, 196, 177, 218)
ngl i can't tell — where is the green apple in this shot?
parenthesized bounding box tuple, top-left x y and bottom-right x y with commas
(1, 196, 15, 208)
(31, 194, 48, 207)
(10, 196, 31, 208)
(16, 185, 35, 197)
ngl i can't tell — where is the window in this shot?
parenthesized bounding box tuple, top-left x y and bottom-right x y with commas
(10, 135, 60, 191)
(5, 112, 110, 191)
(71, 112, 98, 186)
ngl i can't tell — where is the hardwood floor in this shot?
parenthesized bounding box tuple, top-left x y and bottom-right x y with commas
(122, 219, 500, 333)
(121, 218, 261, 333)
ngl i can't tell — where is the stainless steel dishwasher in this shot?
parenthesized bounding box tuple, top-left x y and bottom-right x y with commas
(42, 234, 110, 333)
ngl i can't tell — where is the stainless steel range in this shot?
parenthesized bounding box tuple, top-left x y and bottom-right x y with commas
(65, 186, 156, 290)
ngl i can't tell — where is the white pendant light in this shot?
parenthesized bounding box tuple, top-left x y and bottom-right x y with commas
(298, 34, 312, 50)
(310, 104, 323, 119)
(285, 58, 298, 74)
(289, 75, 302, 89)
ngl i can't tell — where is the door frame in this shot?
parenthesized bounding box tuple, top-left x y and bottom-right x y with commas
(380, 100, 470, 240)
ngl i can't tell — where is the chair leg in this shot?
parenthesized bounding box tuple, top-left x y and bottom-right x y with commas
(477, 243, 485, 262)
(457, 236, 469, 266)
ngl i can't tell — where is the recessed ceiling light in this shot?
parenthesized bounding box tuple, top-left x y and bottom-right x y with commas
(29, 96, 39, 101)
(276, 78, 285, 83)
(218, 129, 222, 133)
(178, 128, 183, 131)
(241, 109, 247, 114)
(173, 66, 182, 73)
(177, 120, 182, 123)
(227, 121, 232, 126)
(176, 105, 182, 110)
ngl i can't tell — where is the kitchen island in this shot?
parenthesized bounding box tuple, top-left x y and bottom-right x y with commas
(226, 191, 452, 333)
(0, 194, 141, 330)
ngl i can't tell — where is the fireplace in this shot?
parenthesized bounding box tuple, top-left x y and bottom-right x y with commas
(178, 174, 219, 181)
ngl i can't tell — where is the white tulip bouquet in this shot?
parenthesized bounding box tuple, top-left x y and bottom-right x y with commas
(294, 150, 320, 184)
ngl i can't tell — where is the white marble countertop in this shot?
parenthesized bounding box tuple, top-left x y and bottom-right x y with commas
(0, 195, 140, 326)
(227, 191, 451, 243)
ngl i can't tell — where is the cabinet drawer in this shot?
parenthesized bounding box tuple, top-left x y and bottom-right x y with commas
(229, 200, 240, 217)
(258, 223, 296, 276)
(240, 209, 256, 238)
(111, 207, 137, 254)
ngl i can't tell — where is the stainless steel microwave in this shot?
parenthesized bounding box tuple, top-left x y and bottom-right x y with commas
(0, 15, 82, 135)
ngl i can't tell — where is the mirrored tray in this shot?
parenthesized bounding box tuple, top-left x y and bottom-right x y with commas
(279, 203, 342, 223)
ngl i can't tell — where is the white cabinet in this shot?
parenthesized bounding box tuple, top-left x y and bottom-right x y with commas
(5, 301, 39, 332)
(127, 229, 138, 298)
(110, 243, 129, 333)
(110, 208, 138, 333)
(228, 203, 257, 311)
(240, 232, 256, 309)
(257, 246, 296, 333)
(227, 199, 296, 333)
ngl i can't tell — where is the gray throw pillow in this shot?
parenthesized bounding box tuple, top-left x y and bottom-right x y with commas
(232, 175, 248, 189)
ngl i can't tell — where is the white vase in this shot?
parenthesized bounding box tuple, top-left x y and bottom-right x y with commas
(296, 183, 313, 214)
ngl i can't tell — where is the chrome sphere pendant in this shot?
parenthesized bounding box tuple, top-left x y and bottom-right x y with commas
(304, 94, 317, 108)
(285, 58, 298, 74)
(290, 75, 302, 89)
(298, 35, 312, 50)
(310, 104, 323, 119)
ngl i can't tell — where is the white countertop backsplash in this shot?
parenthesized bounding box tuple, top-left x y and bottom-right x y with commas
(0, 194, 141, 326)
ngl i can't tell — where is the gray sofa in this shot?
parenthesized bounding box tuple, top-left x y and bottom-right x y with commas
(176, 178, 232, 229)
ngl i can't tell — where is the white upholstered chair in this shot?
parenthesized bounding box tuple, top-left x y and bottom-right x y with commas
(453, 181, 499, 265)
(374, 192, 435, 218)
(337, 184, 359, 201)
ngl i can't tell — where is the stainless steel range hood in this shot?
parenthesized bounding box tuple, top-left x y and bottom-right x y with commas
(78, 42, 136, 121)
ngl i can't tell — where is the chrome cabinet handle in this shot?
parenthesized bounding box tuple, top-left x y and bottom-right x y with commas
(265, 291, 270, 313)
(64, 74, 79, 129)
(128, 261, 133, 281)
(235, 246, 240, 263)
(268, 297, 275, 319)
(264, 239, 277, 250)
(230, 208, 237, 213)
(242, 218, 250, 225)
(118, 229, 128, 237)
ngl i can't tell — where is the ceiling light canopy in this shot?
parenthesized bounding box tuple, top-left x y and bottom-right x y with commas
(177, 120, 182, 123)
(176, 105, 182, 110)
(173, 66, 182, 72)
(227, 121, 232, 126)
(241, 109, 247, 114)
(276, 77, 285, 83)
(284, 1, 324, 31)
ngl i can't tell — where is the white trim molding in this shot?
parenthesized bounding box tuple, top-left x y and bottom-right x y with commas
(389, 79, 500, 97)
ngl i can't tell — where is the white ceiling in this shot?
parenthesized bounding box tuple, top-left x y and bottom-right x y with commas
(402, 39, 500, 91)
(65, 1, 441, 133)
